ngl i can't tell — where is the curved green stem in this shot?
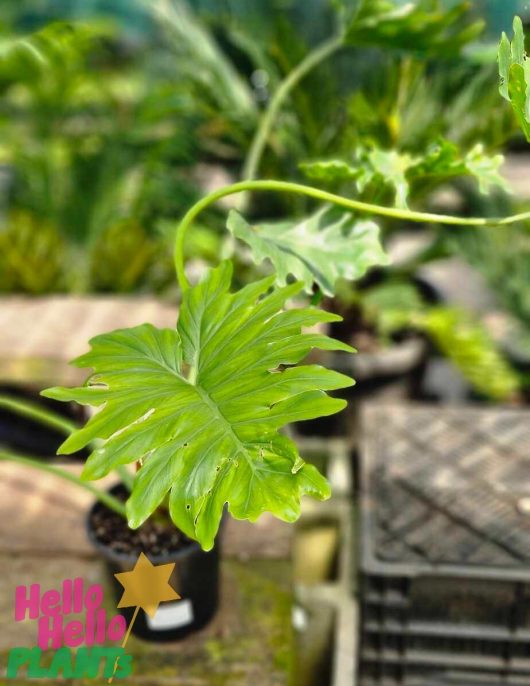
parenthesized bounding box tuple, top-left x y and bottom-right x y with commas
(241, 35, 343, 183)
(174, 179, 530, 290)
(0, 449, 127, 518)
(0, 394, 134, 491)
(0, 395, 76, 436)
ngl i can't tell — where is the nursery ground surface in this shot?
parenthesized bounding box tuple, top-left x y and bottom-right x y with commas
(0, 461, 293, 685)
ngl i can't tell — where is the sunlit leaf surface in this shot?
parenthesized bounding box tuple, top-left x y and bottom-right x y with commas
(43, 262, 354, 550)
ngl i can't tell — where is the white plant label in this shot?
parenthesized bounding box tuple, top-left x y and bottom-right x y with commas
(146, 599, 194, 630)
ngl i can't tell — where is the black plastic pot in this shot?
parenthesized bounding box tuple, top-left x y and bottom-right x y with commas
(87, 486, 220, 642)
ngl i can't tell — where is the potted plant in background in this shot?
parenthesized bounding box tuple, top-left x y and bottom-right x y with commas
(449, 221, 530, 399)
(247, 136, 519, 438)
(2, 6, 530, 647)
(0, 20, 202, 297)
(191, 0, 520, 430)
(295, 273, 520, 437)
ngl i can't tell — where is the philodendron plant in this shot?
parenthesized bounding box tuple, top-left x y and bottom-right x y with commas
(3, 15, 530, 553)
(41, 200, 387, 551)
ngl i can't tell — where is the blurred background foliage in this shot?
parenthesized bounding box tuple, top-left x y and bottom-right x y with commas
(1, 0, 530, 400)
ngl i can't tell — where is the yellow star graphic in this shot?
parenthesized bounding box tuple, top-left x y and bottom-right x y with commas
(114, 552, 180, 618)
(109, 553, 181, 683)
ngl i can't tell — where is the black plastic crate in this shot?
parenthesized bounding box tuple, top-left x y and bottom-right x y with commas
(358, 405, 530, 685)
(362, 575, 530, 628)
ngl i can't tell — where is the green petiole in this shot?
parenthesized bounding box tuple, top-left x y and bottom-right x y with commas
(0, 449, 127, 518)
(173, 178, 530, 291)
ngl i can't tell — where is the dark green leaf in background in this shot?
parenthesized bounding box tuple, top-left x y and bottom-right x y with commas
(344, 0, 483, 55)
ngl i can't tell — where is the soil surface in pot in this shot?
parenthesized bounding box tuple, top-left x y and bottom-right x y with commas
(90, 488, 192, 557)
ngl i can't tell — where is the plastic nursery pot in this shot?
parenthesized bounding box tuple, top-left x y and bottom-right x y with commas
(86, 485, 220, 642)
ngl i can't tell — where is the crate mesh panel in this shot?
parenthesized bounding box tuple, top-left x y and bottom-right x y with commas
(359, 405, 530, 685)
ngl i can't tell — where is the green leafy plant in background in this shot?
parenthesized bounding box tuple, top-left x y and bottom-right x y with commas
(3, 10, 530, 551)
(0, 20, 201, 294)
(498, 16, 530, 142)
(241, 0, 485, 183)
(223, 0, 517, 401)
(0, 0, 516, 295)
(154, 0, 259, 153)
(342, 0, 482, 53)
(156, 0, 508, 192)
(446, 16, 530, 383)
(361, 281, 520, 401)
(300, 139, 508, 210)
(423, 308, 520, 401)
(450, 223, 530, 361)
(0, 212, 65, 293)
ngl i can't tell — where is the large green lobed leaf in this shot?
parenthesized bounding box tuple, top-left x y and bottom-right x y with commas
(43, 262, 354, 550)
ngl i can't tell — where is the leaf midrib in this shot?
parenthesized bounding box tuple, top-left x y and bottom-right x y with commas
(195, 384, 256, 475)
